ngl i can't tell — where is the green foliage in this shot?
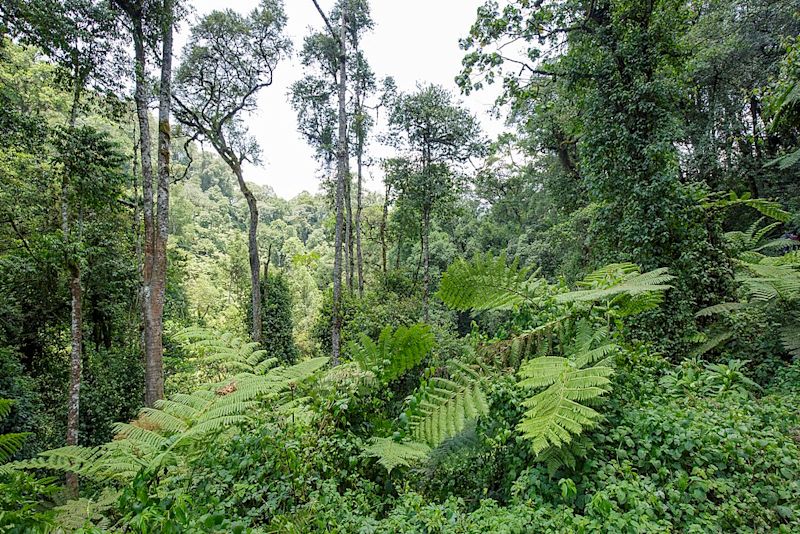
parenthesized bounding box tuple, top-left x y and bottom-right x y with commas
(259, 273, 298, 364)
(5, 348, 329, 483)
(1, 1, 800, 532)
(174, 327, 278, 377)
(702, 191, 791, 222)
(440, 255, 672, 459)
(0, 399, 29, 463)
(349, 323, 434, 383)
(406, 361, 490, 448)
(363, 437, 431, 473)
(437, 252, 541, 311)
(0, 471, 58, 533)
(516, 321, 617, 454)
(556, 264, 674, 312)
(694, 216, 800, 359)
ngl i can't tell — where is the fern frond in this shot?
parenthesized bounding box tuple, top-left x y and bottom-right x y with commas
(112, 423, 170, 449)
(702, 191, 791, 222)
(772, 148, 800, 170)
(253, 357, 279, 375)
(751, 220, 780, 246)
(263, 357, 330, 386)
(363, 437, 431, 473)
(173, 327, 278, 377)
(557, 266, 673, 305)
(780, 320, 800, 357)
(0, 398, 29, 463)
(0, 399, 13, 420)
(689, 329, 733, 358)
(516, 323, 615, 455)
(408, 363, 489, 448)
(180, 416, 251, 440)
(152, 399, 201, 422)
(438, 252, 542, 311)
(137, 408, 190, 433)
(350, 324, 434, 382)
(695, 302, 748, 317)
(0, 432, 29, 463)
(8, 446, 110, 480)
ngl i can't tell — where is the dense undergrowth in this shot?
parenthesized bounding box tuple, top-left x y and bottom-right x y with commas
(4, 257, 800, 532)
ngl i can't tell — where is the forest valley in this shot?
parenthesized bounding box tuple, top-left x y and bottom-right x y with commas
(1, 0, 800, 532)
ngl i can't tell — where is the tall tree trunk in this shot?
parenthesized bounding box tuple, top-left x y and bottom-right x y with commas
(65, 263, 82, 495)
(748, 95, 761, 198)
(380, 182, 390, 274)
(344, 174, 353, 291)
(114, 0, 155, 405)
(331, 6, 348, 365)
(234, 164, 262, 342)
(422, 207, 431, 322)
(64, 78, 83, 497)
(356, 148, 364, 296)
(128, 17, 155, 406)
(145, 0, 173, 406)
(353, 44, 365, 295)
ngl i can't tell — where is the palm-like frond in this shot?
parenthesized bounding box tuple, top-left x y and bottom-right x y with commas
(780, 319, 800, 357)
(557, 265, 674, 305)
(702, 191, 791, 222)
(695, 302, 748, 317)
(437, 252, 542, 311)
(689, 329, 734, 358)
(408, 361, 489, 448)
(0, 399, 29, 463)
(173, 327, 278, 375)
(737, 262, 800, 302)
(0, 399, 13, 420)
(0, 433, 29, 464)
(516, 321, 617, 455)
(363, 437, 431, 473)
(349, 323, 434, 382)
(6, 348, 330, 482)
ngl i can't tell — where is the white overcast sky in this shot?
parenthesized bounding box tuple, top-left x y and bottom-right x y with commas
(184, 0, 504, 199)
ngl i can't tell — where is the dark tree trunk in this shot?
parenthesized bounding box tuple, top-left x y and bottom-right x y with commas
(344, 173, 353, 291)
(422, 207, 431, 321)
(145, 0, 173, 406)
(234, 163, 262, 342)
(356, 149, 364, 296)
(380, 183, 390, 274)
(331, 6, 348, 365)
(62, 73, 84, 496)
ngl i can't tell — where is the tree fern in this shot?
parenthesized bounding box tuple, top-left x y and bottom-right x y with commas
(6, 356, 330, 482)
(349, 323, 434, 382)
(0, 399, 29, 463)
(363, 437, 431, 473)
(438, 252, 544, 311)
(173, 327, 278, 376)
(693, 245, 800, 357)
(780, 318, 800, 358)
(556, 264, 674, 307)
(695, 302, 749, 317)
(537, 437, 592, 476)
(516, 321, 617, 455)
(407, 361, 490, 448)
(702, 191, 791, 222)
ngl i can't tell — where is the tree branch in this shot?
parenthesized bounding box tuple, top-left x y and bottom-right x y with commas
(310, 0, 342, 46)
